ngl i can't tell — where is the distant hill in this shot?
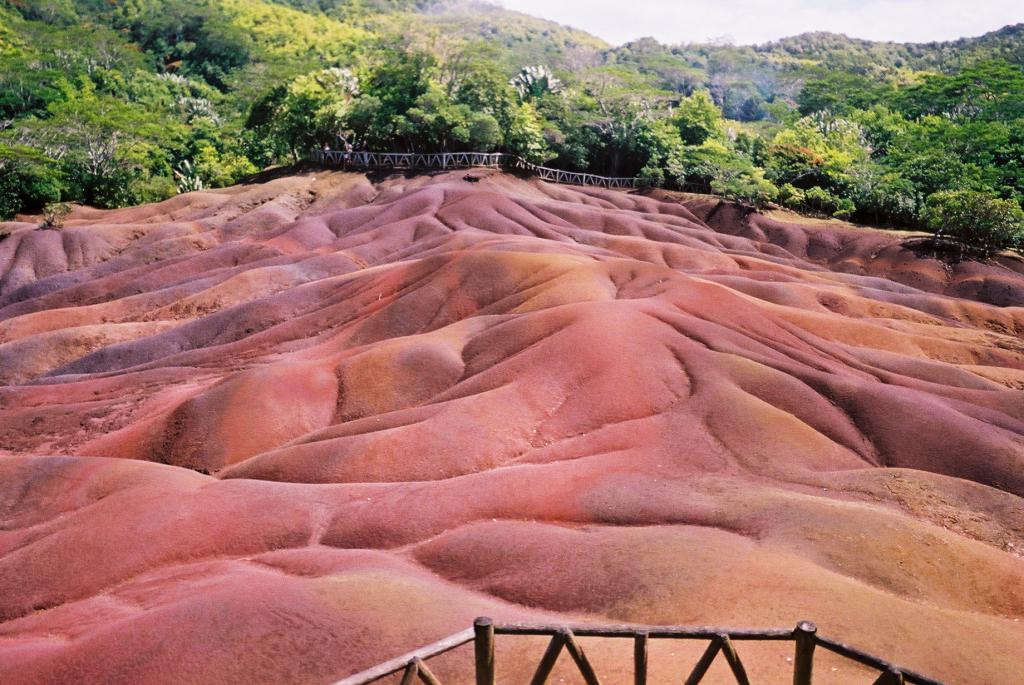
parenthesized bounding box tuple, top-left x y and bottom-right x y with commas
(2, 0, 1019, 118)
(605, 23, 1024, 117)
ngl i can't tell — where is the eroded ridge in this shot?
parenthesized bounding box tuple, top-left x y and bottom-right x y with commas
(0, 170, 1022, 684)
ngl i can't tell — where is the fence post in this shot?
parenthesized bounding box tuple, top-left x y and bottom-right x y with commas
(474, 617, 495, 685)
(633, 631, 648, 685)
(793, 621, 817, 685)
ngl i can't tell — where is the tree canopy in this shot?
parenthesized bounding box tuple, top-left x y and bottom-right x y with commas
(0, 0, 1022, 255)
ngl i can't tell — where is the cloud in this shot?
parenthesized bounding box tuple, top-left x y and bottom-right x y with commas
(495, 0, 1024, 45)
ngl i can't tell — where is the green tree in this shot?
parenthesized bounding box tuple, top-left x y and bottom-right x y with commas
(764, 114, 870, 193)
(897, 60, 1024, 123)
(399, 83, 501, 152)
(849, 165, 919, 225)
(671, 90, 723, 146)
(710, 159, 778, 207)
(264, 67, 361, 159)
(510, 65, 562, 100)
(12, 82, 181, 208)
(798, 71, 894, 116)
(922, 189, 1024, 253)
(126, 0, 253, 90)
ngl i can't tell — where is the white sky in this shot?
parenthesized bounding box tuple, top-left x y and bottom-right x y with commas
(495, 0, 1024, 46)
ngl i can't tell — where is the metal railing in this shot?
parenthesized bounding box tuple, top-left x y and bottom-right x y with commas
(330, 618, 946, 685)
(309, 150, 642, 190)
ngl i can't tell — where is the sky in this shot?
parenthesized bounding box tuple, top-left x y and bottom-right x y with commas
(494, 0, 1024, 46)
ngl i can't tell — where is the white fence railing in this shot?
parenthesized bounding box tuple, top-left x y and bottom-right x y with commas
(310, 149, 641, 190)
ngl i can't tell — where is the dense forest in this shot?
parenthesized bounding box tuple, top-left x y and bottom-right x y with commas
(2, 0, 1023, 249)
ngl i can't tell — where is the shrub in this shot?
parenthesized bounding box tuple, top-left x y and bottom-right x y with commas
(40, 202, 72, 229)
(132, 175, 178, 204)
(710, 162, 778, 208)
(193, 142, 258, 188)
(638, 165, 664, 189)
(173, 160, 205, 193)
(922, 190, 1024, 253)
(787, 185, 854, 218)
(778, 183, 805, 210)
(0, 148, 63, 220)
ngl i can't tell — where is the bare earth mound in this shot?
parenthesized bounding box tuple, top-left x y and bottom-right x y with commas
(0, 170, 1022, 684)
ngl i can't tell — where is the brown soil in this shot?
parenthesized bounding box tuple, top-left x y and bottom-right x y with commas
(0, 171, 1022, 684)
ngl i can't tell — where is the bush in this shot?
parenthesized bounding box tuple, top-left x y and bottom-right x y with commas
(922, 190, 1024, 253)
(40, 202, 72, 229)
(638, 165, 664, 189)
(786, 185, 855, 219)
(778, 183, 805, 209)
(0, 150, 64, 220)
(709, 161, 778, 208)
(61, 160, 142, 209)
(132, 175, 178, 204)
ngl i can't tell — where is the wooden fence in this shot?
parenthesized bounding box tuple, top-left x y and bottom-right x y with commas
(309, 150, 642, 190)
(329, 618, 946, 685)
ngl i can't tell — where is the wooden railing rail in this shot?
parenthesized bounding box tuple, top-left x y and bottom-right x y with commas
(309, 149, 642, 190)
(331, 629, 474, 685)
(329, 617, 948, 685)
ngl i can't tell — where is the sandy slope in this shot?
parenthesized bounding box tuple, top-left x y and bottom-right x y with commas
(0, 170, 1022, 684)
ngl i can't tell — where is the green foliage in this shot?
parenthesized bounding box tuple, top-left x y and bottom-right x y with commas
(782, 184, 857, 218)
(797, 71, 895, 116)
(672, 90, 723, 146)
(0, 0, 1021, 250)
(923, 189, 1024, 252)
(710, 161, 778, 207)
(764, 114, 870, 193)
(258, 67, 361, 157)
(897, 60, 1024, 122)
(637, 165, 664, 189)
(124, 1, 253, 90)
(0, 145, 63, 219)
(400, 83, 501, 151)
(849, 165, 920, 226)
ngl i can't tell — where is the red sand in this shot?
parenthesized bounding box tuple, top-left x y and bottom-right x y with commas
(0, 170, 1022, 684)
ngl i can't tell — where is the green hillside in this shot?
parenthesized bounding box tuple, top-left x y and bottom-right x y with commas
(1, 0, 1023, 248)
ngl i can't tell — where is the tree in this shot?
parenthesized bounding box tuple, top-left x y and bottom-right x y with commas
(710, 159, 778, 207)
(40, 201, 72, 229)
(265, 68, 361, 159)
(849, 164, 919, 226)
(764, 114, 870, 194)
(510, 65, 562, 100)
(671, 90, 723, 146)
(897, 60, 1024, 123)
(797, 71, 893, 116)
(922, 190, 1024, 253)
(10, 81, 181, 208)
(504, 103, 550, 163)
(449, 59, 551, 161)
(399, 84, 501, 152)
(570, 99, 676, 178)
(127, 0, 252, 90)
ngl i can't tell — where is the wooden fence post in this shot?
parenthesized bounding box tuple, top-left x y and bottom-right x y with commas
(474, 617, 495, 685)
(634, 631, 648, 685)
(793, 621, 817, 685)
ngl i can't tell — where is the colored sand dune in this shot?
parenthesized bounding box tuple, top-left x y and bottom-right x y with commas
(0, 171, 1022, 684)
